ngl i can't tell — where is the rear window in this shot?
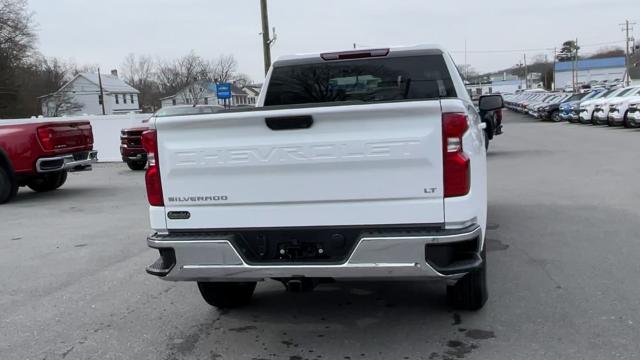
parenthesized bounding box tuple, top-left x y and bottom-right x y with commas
(264, 55, 457, 107)
(615, 88, 633, 97)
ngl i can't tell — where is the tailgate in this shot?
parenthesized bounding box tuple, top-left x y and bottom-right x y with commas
(157, 101, 444, 229)
(38, 122, 94, 152)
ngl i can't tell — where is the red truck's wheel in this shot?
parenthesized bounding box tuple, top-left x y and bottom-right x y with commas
(0, 167, 18, 204)
(126, 160, 146, 171)
(197, 281, 257, 308)
(27, 171, 67, 193)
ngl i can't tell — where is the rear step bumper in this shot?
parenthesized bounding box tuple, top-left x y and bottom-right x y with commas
(146, 225, 483, 281)
(36, 150, 98, 173)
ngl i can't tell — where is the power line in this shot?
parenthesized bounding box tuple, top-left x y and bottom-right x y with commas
(450, 40, 626, 54)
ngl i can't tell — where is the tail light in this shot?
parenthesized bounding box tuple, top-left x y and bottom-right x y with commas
(86, 125, 94, 145)
(442, 113, 470, 198)
(141, 130, 164, 206)
(37, 126, 55, 151)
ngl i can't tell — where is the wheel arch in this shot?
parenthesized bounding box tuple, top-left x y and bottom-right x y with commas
(0, 148, 15, 179)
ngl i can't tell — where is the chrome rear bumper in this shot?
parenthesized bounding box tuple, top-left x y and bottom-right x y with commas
(146, 226, 483, 282)
(36, 150, 98, 173)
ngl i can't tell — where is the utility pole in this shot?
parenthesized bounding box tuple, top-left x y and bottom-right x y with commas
(523, 54, 528, 89)
(620, 20, 636, 86)
(571, 38, 578, 92)
(464, 39, 468, 81)
(552, 48, 557, 91)
(260, 0, 272, 76)
(97, 68, 106, 115)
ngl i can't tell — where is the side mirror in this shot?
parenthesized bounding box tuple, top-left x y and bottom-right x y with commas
(479, 94, 504, 112)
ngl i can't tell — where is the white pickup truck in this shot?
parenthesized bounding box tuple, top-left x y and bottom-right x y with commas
(143, 45, 503, 311)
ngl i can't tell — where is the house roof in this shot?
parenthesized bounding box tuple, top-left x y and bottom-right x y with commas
(79, 73, 140, 93)
(243, 86, 260, 96)
(555, 57, 626, 72)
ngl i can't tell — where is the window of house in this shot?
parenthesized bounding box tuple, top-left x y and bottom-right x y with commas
(204, 97, 209, 104)
(115, 94, 119, 104)
(172, 99, 176, 106)
(131, 94, 135, 103)
(123, 94, 127, 104)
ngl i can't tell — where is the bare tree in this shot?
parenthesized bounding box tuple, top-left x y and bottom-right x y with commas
(0, 0, 36, 117)
(120, 53, 158, 111)
(181, 81, 209, 106)
(36, 57, 73, 91)
(0, 0, 36, 67)
(70, 62, 99, 76)
(233, 72, 252, 87)
(210, 54, 237, 83)
(44, 91, 83, 117)
(156, 51, 210, 97)
(456, 64, 479, 81)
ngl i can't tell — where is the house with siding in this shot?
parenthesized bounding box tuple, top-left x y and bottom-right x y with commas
(160, 81, 259, 108)
(40, 70, 140, 116)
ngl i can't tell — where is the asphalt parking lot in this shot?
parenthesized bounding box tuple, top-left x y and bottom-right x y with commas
(2, 111, 640, 360)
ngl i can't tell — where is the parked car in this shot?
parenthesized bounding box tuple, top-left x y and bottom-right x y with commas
(144, 45, 501, 310)
(559, 92, 589, 121)
(607, 87, 640, 126)
(120, 105, 225, 170)
(625, 99, 640, 127)
(593, 87, 637, 125)
(578, 88, 618, 124)
(533, 93, 572, 121)
(525, 94, 556, 117)
(567, 89, 607, 123)
(0, 120, 97, 204)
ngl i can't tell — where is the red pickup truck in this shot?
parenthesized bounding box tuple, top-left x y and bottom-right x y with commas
(119, 105, 225, 171)
(0, 120, 98, 204)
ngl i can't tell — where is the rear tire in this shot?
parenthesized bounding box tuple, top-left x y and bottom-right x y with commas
(607, 117, 614, 127)
(551, 110, 561, 122)
(27, 171, 67, 192)
(197, 281, 257, 308)
(484, 130, 490, 151)
(126, 160, 146, 171)
(0, 167, 18, 204)
(447, 249, 488, 311)
(623, 111, 631, 128)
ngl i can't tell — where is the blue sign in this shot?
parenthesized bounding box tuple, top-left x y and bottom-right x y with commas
(216, 83, 232, 100)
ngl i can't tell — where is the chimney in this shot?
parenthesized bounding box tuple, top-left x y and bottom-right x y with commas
(110, 69, 118, 77)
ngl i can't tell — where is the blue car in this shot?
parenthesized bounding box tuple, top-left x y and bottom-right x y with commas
(559, 90, 604, 122)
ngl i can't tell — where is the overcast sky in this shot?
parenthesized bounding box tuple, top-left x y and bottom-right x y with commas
(30, 0, 637, 82)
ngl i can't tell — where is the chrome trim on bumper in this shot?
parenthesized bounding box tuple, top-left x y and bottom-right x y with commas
(147, 226, 483, 281)
(36, 150, 98, 173)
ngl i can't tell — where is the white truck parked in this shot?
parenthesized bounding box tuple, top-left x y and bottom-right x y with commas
(143, 45, 503, 310)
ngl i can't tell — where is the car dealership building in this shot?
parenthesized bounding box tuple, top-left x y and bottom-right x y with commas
(554, 57, 626, 89)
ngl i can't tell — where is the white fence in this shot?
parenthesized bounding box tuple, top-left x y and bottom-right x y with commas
(3, 113, 151, 162)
